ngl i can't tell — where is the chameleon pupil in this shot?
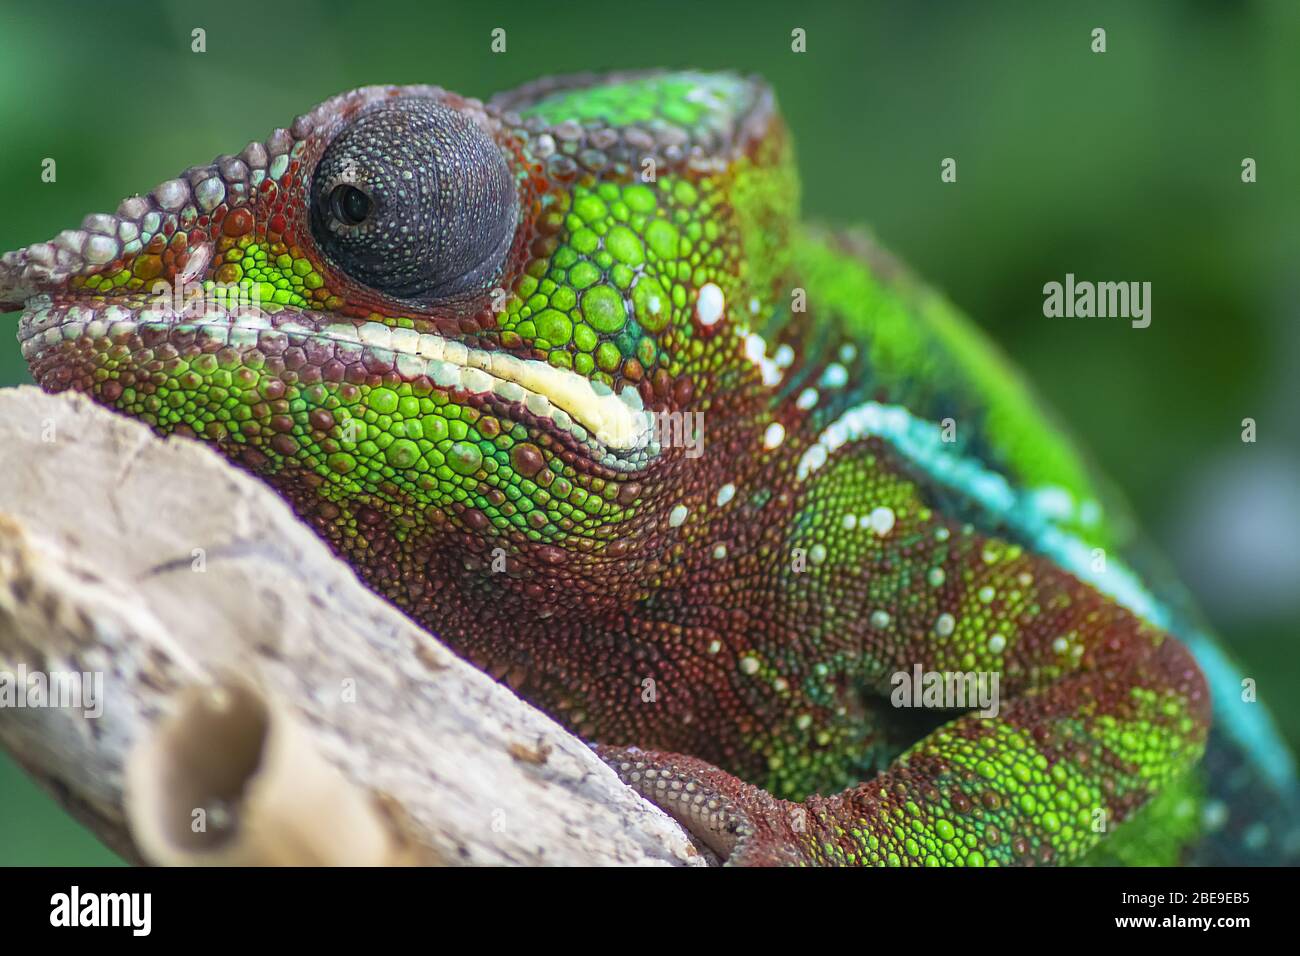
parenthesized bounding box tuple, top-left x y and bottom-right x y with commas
(331, 184, 372, 226)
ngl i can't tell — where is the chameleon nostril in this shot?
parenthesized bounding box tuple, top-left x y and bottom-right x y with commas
(177, 242, 213, 286)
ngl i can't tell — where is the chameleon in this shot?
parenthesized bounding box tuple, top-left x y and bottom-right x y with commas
(1, 71, 1296, 865)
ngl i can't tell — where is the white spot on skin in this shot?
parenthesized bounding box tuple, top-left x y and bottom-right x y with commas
(717, 483, 736, 506)
(740, 655, 760, 675)
(928, 567, 946, 587)
(935, 613, 956, 637)
(842, 514, 857, 530)
(1202, 800, 1229, 830)
(763, 422, 785, 449)
(696, 282, 725, 326)
(748, 297, 761, 315)
(868, 506, 896, 536)
(796, 387, 818, 411)
(821, 363, 848, 388)
(744, 332, 783, 385)
(978, 586, 996, 603)
(870, 610, 891, 629)
(712, 543, 728, 560)
(809, 544, 827, 564)
(796, 444, 827, 480)
(988, 634, 1006, 654)
(669, 504, 688, 527)
(1053, 636, 1070, 654)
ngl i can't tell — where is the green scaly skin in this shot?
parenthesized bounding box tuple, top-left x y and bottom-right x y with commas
(5, 70, 1260, 866)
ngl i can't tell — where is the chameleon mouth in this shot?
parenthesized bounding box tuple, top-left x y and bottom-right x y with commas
(15, 297, 660, 472)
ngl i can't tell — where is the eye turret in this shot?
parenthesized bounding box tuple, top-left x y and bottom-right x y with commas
(310, 98, 517, 303)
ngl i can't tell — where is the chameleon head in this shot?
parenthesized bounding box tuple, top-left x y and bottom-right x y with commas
(0, 72, 794, 621)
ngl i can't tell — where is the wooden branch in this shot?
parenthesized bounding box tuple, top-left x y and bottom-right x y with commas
(0, 387, 700, 866)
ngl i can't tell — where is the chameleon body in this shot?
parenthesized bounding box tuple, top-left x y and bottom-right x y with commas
(2, 72, 1295, 865)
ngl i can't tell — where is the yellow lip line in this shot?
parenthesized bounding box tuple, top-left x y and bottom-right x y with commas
(337, 320, 653, 453)
(18, 301, 654, 457)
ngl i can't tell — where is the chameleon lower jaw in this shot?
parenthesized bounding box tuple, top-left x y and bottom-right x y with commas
(17, 296, 661, 473)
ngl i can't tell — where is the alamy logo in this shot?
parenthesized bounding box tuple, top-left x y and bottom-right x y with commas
(890, 664, 1001, 718)
(648, 409, 705, 459)
(1043, 274, 1151, 328)
(50, 886, 151, 936)
(149, 275, 263, 320)
(597, 409, 706, 459)
(0, 665, 103, 718)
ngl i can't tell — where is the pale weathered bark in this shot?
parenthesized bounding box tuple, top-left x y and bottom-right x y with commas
(0, 386, 700, 866)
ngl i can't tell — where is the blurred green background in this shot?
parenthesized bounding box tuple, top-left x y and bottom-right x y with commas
(1, 0, 1297, 864)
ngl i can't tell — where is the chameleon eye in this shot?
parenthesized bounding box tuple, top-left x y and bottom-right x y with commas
(309, 98, 518, 303)
(329, 184, 373, 226)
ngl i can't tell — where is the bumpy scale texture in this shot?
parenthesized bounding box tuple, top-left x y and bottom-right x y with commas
(7, 71, 1292, 866)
